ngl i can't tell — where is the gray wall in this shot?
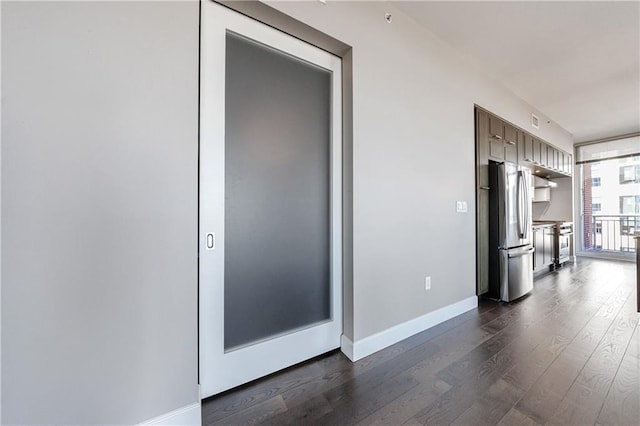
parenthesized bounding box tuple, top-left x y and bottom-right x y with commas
(1, 1, 199, 424)
(0, 0, 578, 422)
(267, 1, 574, 340)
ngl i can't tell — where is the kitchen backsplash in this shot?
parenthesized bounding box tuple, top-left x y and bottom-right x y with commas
(532, 176, 573, 221)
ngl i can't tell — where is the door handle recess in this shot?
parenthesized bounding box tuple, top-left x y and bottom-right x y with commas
(206, 232, 216, 250)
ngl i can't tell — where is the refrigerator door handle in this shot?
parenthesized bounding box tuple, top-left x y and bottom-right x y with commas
(523, 172, 530, 239)
(520, 170, 531, 238)
(498, 162, 507, 248)
(508, 246, 535, 258)
(517, 171, 524, 238)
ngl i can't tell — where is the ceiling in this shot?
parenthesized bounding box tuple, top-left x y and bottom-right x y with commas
(394, 1, 640, 143)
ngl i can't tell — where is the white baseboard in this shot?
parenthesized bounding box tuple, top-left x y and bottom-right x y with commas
(137, 402, 201, 426)
(340, 334, 354, 360)
(340, 296, 478, 361)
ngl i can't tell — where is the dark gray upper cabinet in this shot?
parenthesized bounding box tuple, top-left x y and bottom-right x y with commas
(546, 145, 554, 169)
(480, 109, 572, 176)
(503, 124, 518, 164)
(488, 115, 505, 161)
(533, 138, 542, 165)
(522, 133, 535, 163)
(475, 108, 489, 296)
(476, 109, 489, 188)
(556, 149, 567, 173)
(539, 141, 548, 167)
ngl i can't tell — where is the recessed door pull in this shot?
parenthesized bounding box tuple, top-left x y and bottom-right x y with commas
(206, 232, 215, 250)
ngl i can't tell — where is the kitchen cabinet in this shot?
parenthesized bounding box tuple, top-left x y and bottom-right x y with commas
(503, 124, 518, 163)
(486, 114, 519, 164)
(562, 152, 572, 175)
(476, 109, 490, 295)
(539, 142, 548, 167)
(556, 149, 562, 171)
(488, 115, 505, 161)
(480, 111, 572, 176)
(475, 106, 571, 296)
(544, 226, 555, 265)
(546, 145, 554, 169)
(533, 225, 555, 273)
(533, 138, 546, 165)
(522, 133, 535, 163)
(534, 228, 545, 270)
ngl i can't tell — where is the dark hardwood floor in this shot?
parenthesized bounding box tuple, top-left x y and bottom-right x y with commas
(202, 258, 639, 425)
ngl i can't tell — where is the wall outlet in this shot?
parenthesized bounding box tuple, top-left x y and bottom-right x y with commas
(456, 201, 468, 213)
(425, 276, 431, 291)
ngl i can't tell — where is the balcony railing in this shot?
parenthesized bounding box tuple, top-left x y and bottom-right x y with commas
(584, 214, 639, 254)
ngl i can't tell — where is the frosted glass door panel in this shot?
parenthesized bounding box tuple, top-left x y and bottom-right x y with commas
(224, 33, 332, 350)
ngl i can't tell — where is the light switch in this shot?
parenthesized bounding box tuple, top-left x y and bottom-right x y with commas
(456, 201, 468, 213)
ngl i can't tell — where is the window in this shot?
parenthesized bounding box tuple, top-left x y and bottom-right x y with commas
(619, 165, 640, 184)
(577, 139, 640, 255)
(620, 195, 640, 214)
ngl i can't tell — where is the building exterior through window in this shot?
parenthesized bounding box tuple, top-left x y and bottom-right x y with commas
(578, 135, 640, 256)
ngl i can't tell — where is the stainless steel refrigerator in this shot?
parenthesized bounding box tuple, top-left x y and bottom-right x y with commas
(488, 160, 534, 302)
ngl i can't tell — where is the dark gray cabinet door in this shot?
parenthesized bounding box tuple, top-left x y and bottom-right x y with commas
(533, 225, 556, 272)
(523, 134, 535, 162)
(475, 109, 489, 295)
(504, 124, 518, 163)
(534, 228, 545, 270)
(533, 139, 542, 165)
(546, 145, 554, 168)
(544, 226, 555, 264)
(539, 142, 548, 167)
(488, 115, 505, 161)
(549, 147, 557, 170)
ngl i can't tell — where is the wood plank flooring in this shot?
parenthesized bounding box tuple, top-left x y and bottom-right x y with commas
(202, 258, 639, 425)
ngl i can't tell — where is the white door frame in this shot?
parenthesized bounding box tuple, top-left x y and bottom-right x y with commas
(199, 1, 343, 398)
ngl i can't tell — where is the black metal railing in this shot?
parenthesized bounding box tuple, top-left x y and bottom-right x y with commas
(585, 214, 639, 254)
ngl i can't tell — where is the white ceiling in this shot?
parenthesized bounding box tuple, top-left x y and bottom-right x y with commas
(394, 1, 640, 143)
